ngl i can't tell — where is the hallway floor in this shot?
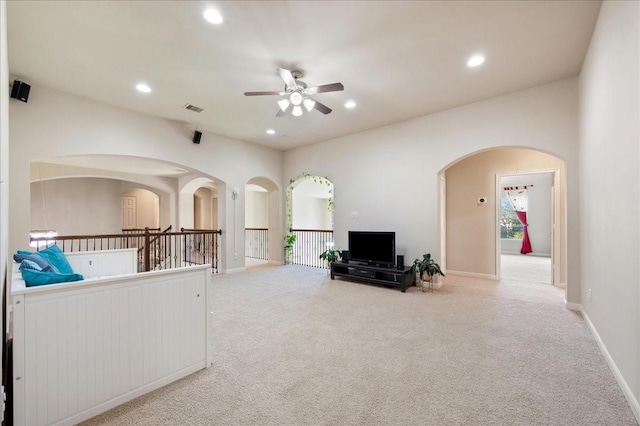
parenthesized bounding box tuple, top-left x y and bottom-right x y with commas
(501, 254, 551, 284)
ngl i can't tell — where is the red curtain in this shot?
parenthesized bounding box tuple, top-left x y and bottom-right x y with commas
(514, 210, 532, 254)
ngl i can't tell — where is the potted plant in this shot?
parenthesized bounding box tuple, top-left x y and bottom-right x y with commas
(319, 248, 341, 266)
(412, 253, 445, 292)
(284, 233, 296, 264)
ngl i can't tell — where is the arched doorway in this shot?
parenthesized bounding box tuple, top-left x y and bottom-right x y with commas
(439, 147, 566, 289)
(245, 176, 279, 268)
(286, 174, 334, 268)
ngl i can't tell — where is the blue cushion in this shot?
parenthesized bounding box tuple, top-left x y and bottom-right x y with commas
(13, 253, 59, 273)
(21, 245, 74, 274)
(20, 268, 84, 287)
(19, 259, 43, 271)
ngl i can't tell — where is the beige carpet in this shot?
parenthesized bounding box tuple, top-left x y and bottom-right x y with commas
(83, 265, 637, 425)
(501, 254, 551, 284)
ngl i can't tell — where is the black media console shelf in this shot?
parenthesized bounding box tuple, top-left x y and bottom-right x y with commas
(330, 262, 416, 292)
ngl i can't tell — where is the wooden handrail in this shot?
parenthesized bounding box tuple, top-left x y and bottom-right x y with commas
(139, 225, 173, 253)
(289, 228, 333, 233)
(30, 226, 222, 273)
(180, 228, 222, 234)
(245, 227, 268, 231)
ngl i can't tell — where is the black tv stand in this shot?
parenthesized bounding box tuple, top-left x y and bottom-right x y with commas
(330, 261, 415, 292)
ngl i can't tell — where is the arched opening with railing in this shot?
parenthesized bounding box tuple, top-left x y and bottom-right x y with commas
(244, 176, 280, 268)
(27, 157, 224, 273)
(286, 174, 334, 268)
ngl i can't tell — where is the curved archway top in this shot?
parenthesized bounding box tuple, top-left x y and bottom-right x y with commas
(33, 154, 196, 177)
(438, 146, 566, 175)
(287, 173, 334, 191)
(121, 182, 169, 199)
(180, 176, 221, 194)
(247, 176, 279, 192)
(31, 161, 177, 194)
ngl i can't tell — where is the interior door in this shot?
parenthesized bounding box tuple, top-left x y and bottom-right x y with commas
(121, 196, 137, 229)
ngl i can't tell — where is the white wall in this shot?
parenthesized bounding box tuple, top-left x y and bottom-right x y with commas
(1, 0, 9, 389)
(245, 190, 268, 228)
(579, 0, 640, 414)
(284, 78, 580, 301)
(9, 86, 284, 270)
(194, 187, 215, 229)
(292, 195, 331, 230)
(31, 178, 122, 235)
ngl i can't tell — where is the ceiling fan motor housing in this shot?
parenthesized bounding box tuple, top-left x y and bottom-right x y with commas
(286, 71, 307, 92)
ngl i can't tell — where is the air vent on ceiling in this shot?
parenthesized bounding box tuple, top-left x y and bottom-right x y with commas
(183, 103, 204, 113)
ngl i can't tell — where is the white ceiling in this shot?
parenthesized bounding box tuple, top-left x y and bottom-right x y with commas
(7, 1, 601, 152)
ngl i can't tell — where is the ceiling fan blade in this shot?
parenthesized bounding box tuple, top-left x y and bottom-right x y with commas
(278, 68, 297, 88)
(312, 99, 332, 115)
(305, 82, 344, 95)
(244, 91, 286, 96)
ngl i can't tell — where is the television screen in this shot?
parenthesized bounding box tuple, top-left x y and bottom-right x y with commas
(348, 231, 396, 266)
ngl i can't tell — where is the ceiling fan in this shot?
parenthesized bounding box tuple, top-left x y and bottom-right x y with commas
(244, 68, 344, 117)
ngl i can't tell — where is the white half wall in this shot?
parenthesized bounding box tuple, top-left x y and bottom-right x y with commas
(579, 0, 640, 414)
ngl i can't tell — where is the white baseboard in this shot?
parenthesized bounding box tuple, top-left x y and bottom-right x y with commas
(447, 270, 498, 280)
(582, 310, 640, 424)
(564, 300, 582, 312)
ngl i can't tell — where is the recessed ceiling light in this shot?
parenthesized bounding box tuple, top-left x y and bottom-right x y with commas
(136, 83, 151, 93)
(467, 55, 485, 68)
(345, 100, 356, 109)
(266, 129, 275, 135)
(204, 9, 223, 24)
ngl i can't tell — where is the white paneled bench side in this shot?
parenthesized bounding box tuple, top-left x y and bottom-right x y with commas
(11, 251, 213, 426)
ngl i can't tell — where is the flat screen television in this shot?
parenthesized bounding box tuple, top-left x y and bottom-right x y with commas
(348, 231, 396, 266)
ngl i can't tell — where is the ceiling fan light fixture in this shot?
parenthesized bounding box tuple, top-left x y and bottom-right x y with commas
(303, 98, 315, 112)
(289, 92, 303, 106)
(292, 106, 303, 117)
(277, 99, 290, 112)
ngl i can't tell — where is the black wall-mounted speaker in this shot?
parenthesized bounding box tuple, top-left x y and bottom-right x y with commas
(341, 250, 349, 262)
(397, 255, 404, 268)
(10, 80, 30, 103)
(192, 130, 202, 144)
